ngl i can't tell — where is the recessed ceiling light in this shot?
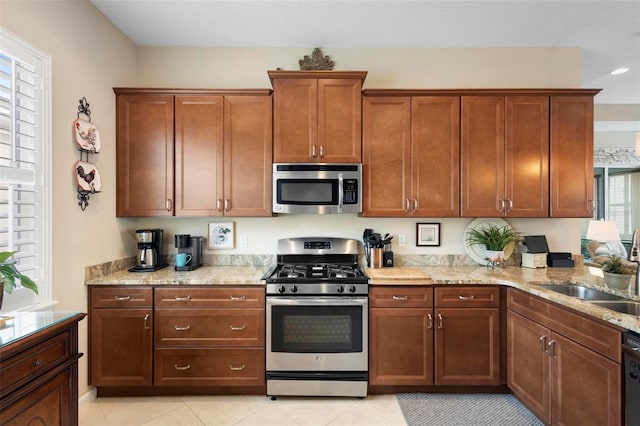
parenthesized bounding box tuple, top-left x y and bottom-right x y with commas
(611, 67, 630, 75)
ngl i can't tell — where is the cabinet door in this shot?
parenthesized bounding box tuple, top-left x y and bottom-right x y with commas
(505, 96, 549, 217)
(434, 308, 500, 385)
(411, 96, 460, 217)
(273, 78, 317, 162)
(89, 308, 153, 386)
(369, 308, 433, 385)
(116, 95, 174, 217)
(362, 97, 411, 216)
(461, 96, 505, 217)
(507, 310, 551, 424)
(551, 332, 621, 426)
(550, 96, 594, 217)
(317, 78, 362, 163)
(223, 95, 273, 216)
(175, 96, 224, 216)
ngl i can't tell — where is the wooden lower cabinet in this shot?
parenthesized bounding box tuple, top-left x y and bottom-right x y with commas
(507, 289, 622, 425)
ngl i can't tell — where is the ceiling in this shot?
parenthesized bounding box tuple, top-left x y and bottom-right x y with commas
(90, 0, 640, 105)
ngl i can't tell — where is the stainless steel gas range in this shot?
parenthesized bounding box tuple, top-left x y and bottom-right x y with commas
(263, 237, 369, 398)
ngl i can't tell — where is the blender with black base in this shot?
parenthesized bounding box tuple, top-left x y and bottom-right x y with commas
(174, 234, 204, 271)
(128, 229, 168, 272)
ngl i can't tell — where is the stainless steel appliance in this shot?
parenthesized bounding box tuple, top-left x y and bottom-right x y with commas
(263, 237, 369, 398)
(128, 229, 168, 272)
(174, 234, 204, 271)
(623, 330, 640, 424)
(272, 163, 362, 214)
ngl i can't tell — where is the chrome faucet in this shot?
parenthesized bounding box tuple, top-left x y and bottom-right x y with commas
(629, 229, 640, 296)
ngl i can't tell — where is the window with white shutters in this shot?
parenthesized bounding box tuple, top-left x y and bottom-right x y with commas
(0, 29, 51, 311)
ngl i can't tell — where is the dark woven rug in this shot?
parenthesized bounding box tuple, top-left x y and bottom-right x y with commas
(397, 393, 544, 426)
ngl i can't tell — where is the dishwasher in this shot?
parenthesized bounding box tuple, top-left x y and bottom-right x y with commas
(623, 331, 640, 425)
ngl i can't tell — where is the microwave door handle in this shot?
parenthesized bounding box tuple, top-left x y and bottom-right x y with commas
(338, 173, 343, 213)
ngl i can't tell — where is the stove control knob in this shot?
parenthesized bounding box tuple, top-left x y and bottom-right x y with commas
(336, 285, 345, 293)
(348, 285, 357, 293)
(290, 285, 298, 293)
(278, 285, 286, 294)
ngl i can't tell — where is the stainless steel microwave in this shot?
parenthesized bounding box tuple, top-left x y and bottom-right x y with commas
(273, 163, 362, 214)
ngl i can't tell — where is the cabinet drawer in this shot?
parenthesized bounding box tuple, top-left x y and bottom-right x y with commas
(435, 286, 500, 308)
(155, 287, 265, 308)
(154, 348, 265, 386)
(155, 309, 265, 347)
(90, 286, 153, 308)
(0, 331, 71, 397)
(369, 286, 433, 308)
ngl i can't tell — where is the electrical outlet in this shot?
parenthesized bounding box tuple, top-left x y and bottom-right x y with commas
(398, 234, 406, 246)
(239, 235, 248, 248)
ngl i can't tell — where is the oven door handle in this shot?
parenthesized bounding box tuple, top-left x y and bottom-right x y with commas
(267, 297, 368, 307)
(337, 173, 344, 213)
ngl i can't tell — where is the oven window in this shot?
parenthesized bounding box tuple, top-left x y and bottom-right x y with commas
(271, 305, 363, 353)
(277, 179, 337, 205)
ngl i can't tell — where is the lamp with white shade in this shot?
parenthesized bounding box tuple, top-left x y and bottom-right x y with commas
(586, 220, 620, 256)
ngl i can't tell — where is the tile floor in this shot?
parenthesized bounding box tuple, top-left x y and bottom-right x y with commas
(79, 394, 407, 426)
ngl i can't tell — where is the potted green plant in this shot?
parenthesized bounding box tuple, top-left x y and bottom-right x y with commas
(601, 255, 635, 290)
(0, 251, 38, 310)
(466, 224, 522, 260)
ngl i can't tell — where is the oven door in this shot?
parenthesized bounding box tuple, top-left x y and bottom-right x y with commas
(266, 296, 368, 371)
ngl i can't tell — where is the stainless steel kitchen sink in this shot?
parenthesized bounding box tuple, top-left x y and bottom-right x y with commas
(539, 284, 625, 301)
(589, 300, 640, 315)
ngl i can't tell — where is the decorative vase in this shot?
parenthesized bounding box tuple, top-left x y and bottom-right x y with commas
(603, 272, 632, 290)
(485, 250, 505, 261)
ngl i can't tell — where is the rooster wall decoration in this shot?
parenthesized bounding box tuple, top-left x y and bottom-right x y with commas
(73, 97, 101, 211)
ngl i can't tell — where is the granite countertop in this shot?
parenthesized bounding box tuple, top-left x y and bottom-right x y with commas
(85, 263, 640, 333)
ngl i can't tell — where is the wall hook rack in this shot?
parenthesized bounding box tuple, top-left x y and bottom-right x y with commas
(73, 97, 102, 211)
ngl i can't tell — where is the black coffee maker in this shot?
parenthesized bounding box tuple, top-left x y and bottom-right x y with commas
(128, 229, 168, 272)
(174, 234, 204, 271)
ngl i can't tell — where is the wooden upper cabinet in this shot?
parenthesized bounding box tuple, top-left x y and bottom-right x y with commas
(116, 94, 174, 217)
(550, 95, 595, 217)
(223, 95, 273, 216)
(175, 96, 224, 216)
(461, 95, 549, 217)
(270, 71, 366, 163)
(362, 93, 460, 217)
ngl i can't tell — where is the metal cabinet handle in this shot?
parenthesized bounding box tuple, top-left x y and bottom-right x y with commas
(217, 199, 223, 211)
(224, 199, 230, 212)
(539, 335, 548, 353)
(392, 295, 409, 301)
(229, 295, 246, 301)
(174, 364, 191, 371)
(458, 295, 475, 300)
(507, 199, 513, 212)
(33, 359, 42, 367)
(229, 364, 246, 371)
(547, 340, 557, 359)
(114, 296, 131, 301)
(229, 325, 246, 331)
(427, 313, 433, 329)
(437, 313, 443, 329)
(319, 145, 325, 159)
(144, 313, 150, 330)
(499, 199, 506, 213)
(174, 296, 191, 301)
(166, 199, 173, 211)
(174, 325, 191, 331)
(311, 145, 317, 158)
(413, 199, 418, 212)
(405, 199, 411, 213)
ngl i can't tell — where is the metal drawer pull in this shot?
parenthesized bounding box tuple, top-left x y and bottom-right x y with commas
(229, 325, 246, 331)
(114, 296, 131, 301)
(229, 295, 246, 301)
(427, 313, 433, 329)
(458, 295, 475, 300)
(547, 340, 557, 359)
(174, 296, 191, 301)
(229, 364, 246, 371)
(174, 364, 191, 371)
(392, 295, 409, 301)
(33, 359, 42, 367)
(144, 313, 150, 330)
(539, 335, 547, 353)
(174, 325, 191, 331)
(437, 313, 443, 329)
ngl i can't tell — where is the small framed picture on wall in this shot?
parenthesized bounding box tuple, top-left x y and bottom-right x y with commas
(208, 222, 235, 249)
(416, 223, 441, 247)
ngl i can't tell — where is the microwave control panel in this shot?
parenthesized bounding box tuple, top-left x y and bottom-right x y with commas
(343, 179, 358, 204)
